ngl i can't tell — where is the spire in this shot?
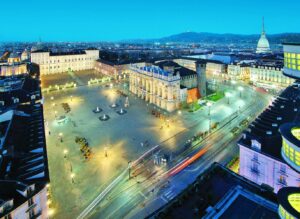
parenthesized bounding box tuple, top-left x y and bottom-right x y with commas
(262, 16, 265, 34)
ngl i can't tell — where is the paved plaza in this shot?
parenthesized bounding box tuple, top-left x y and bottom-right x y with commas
(43, 78, 253, 218)
(44, 83, 187, 218)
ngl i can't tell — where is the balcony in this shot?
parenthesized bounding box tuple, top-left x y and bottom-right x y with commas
(277, 179, 287, 187)
(30, 210, 42, 219)
(26, 203, 37, 213)
(250, 167, 260, 175)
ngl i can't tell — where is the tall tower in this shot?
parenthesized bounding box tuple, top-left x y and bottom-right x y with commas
(196, 60, 207, 98)
(256, 17, 271, 54)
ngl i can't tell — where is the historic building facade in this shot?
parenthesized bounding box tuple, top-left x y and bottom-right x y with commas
(94, 59, 144, 79)
(250, 65, 293, 90)
(206, 61, 228, 79)
(0, 51, 29, 76)
(129, 65, 181, 112)
(0, 63, 28, 76)
(227, 64, 250, 81)
(31, 49, 99, 75)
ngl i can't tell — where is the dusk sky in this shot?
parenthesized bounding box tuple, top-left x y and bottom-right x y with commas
(1, 0, 300, 42)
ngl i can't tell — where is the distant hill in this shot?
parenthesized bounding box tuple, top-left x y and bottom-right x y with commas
(153, 32, 300, 44)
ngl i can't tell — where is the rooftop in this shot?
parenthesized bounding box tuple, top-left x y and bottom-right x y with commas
(0, 103, 49, 217)
(238, 82, 300, 162)
(154, 60, 197, 77)
(282, 42, 300, 46)
(130, 64, 179, 78)
(277, 187, 300, 218)
(147, 163, 278, 219)
(0, 75, 41, 111)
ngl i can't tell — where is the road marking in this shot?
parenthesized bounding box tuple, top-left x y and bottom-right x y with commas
(160, 196, 169, 203)
(139, 191, 147, 199)
(164, 190, 172, 197)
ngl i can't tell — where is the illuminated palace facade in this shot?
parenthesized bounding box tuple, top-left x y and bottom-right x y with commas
(239, 43, 300, 194)
(31, 49, 99, 75)
(129, 65, 181, 112)
(0, 52, 28, 76)
(250, 64, 294, 90)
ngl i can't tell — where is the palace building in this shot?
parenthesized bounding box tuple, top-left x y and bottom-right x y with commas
(129, 64, 181, 112)
(31, 49, 99, 75)
(250, 64, 294, 90)
(0, 51, 32, 76)
(154, 60, 200, 103)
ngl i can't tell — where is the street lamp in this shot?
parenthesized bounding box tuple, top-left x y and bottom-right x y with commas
(70, 173, 75, 183)
(104, 147, 108, 158)
(207, 102, 212, 116)
(59, 133, 63, 142)
(238, 86, 244, 98)
(128, 161, 132, 180)
(225, 92, 231, 105)
(63, 149, 68, 158)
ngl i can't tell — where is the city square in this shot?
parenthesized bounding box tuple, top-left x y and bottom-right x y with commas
(1, 2, 300, 218)
(42, 74, 261, 218)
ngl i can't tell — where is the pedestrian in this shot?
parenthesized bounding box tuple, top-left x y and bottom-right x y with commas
(48, 131, 51, 135)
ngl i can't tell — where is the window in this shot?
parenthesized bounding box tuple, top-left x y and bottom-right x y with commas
(279, 175, 287, 185)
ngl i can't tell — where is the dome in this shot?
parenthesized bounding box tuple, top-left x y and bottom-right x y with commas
(256, 33, 271, 54)
(31, 39, 44, 52)
(31, 46, 38, 52)
(21, 49, 30, 61)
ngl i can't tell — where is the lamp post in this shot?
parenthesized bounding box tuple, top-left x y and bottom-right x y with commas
(238, 86, 244, 98)
(207, 102, 212, 116)
(70, 173, 75, 184)
(104, 147, 108, 158)
(225, 92, 231, 105)
(59, 132, 63, 143)
(128, 161, 132, 180)
(63, 149, 68, 158)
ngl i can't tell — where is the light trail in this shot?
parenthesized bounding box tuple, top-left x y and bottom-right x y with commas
(77, 144, 160, 219)
(168, 146, 209, 177)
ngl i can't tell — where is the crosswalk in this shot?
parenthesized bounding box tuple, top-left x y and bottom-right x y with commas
(161, 189, 177, 203)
